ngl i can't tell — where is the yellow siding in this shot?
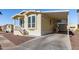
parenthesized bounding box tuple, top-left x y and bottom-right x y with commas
(41, 14, 54, 35)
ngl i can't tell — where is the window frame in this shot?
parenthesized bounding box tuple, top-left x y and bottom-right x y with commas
(28, 14, 36, 29)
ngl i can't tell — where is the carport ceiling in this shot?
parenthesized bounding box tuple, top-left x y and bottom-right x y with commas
(45, 12, 68, 20)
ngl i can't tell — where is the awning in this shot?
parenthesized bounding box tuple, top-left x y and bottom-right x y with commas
(12, 14, 24, 20)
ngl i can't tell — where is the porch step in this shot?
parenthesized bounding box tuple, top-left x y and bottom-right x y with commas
(14, 26, 28, 36)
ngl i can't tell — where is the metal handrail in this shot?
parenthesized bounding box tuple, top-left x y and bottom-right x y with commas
(14, 26, 28, 35)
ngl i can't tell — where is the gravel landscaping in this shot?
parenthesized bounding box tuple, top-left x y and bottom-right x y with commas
(0, 32, 34, 45)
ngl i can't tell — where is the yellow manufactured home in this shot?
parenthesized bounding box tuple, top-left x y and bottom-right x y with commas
(12, 10, 68, 36)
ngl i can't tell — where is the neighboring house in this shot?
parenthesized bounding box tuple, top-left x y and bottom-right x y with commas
(68, 24, 78, 31)
(12, 10, 68, 36)
(2, 24, 13, 33)
(67, 9, 79, 32)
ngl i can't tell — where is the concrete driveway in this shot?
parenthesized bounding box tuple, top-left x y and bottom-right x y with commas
(70, 31, 79, 50)
(0, 35, 15, 49)
(6, 34, 71, 50)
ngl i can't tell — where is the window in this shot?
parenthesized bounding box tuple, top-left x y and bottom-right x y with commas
(28, 17, 31, 27)
(32, 16, 35, 27)
(28, 15, 36, 29)
(20, 20, 24, 27)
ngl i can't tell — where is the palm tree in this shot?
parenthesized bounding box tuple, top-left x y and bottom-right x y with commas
(0, 12, 2, 15)
(77, 9, 79, 13)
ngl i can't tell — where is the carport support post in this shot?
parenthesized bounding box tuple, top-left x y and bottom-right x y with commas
(67, 12, 69, 36)
(13, 19, 18, 30)
(13, 20, 16, 26)
(67, 12, 72, 50)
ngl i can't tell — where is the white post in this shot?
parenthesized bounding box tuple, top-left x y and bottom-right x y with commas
(13, 20, 16, 33)
(18, 17, 20, 27)
(67, 12, 69, 36)
(67, 12, 72, 49)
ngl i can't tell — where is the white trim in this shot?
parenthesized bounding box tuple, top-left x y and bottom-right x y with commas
(41, 10, 69, 13)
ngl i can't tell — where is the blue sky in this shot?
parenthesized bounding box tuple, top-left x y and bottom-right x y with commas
(68, 9, 78, 25)
(0, 9, 78, 26)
